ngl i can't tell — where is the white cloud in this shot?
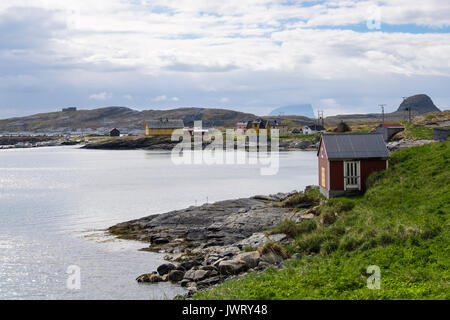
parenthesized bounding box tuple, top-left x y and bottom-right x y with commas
(89, 92, 111, 100)
(220, 97, 229, 103)
(153, 95, 167, 101)
(0, 0, 449, 117)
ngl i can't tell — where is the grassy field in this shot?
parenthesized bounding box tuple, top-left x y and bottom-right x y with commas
(195, 140, 450, 300)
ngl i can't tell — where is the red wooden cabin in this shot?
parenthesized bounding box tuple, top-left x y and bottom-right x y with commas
(318, 134, 390, 198)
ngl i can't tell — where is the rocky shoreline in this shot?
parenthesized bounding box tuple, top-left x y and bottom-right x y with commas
(84, 136, 319, 151)
(109, 189, 319, 298)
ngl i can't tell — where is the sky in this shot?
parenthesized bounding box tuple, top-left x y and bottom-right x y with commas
(0, 0, 450, 119)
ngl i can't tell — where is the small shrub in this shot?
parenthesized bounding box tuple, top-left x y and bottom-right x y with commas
(243, 245, 257, 252)
(420, 225, 441, 240)
(339, 235, 360, 251)
(376, 231, 397, 246)
(320, 240, 339, 256)
(328, 225, 346, 236)
(319, 210, 337, 226)
(268, 219, 302, 238)
(258, 242, 291, 259)
(280, 192, 316, 208)
(297, 219, 318, 234)
(296, 233, 331, 254)
(328, 198, 356, 212)
(334, 121, 351, 133)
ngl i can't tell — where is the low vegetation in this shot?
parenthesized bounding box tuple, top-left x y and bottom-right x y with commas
(398, 122, 434, 140)
(279, 133, 320, 141)
(195, 140, 450, 299)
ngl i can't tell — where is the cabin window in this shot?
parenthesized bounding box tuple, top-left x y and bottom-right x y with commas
(321, 147, 324, 158)
(344, 161, 360, 190)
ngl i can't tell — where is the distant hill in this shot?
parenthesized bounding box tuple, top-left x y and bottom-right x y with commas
(395, 94, 441, 114)
(325, 94, 442, 125)
(269, 104, 315, 118)
(0, 107, 258, 134)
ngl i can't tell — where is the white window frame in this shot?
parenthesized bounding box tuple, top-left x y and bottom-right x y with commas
(344, 160, 361, 190)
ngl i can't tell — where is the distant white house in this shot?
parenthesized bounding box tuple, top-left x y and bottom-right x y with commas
(302, 124, 326, 134)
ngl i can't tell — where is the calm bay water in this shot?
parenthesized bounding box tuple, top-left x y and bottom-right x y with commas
(0, 146, 317, 300)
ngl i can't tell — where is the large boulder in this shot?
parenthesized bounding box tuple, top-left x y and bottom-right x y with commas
(136, 273, 162, 283)
(184, 269, 210, 282)
(235, 251, 260, 269)
(218, 260, 248, 275)
(157, 263, 176, 276)
(168, 270, 185, 282)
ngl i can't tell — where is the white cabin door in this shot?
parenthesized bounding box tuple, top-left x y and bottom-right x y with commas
(344, 161, 360, 190)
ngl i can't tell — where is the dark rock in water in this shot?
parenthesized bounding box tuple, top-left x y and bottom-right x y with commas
(168, 270, 185, 282)
(180, 279, 190, 287)
(136, 273, 162, 283)
(157, 263, 176, 276)
(396, 94, 441, 114)
(152, 237, 170, 244)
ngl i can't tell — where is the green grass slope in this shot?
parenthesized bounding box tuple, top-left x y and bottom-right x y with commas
(195, 140, 450, 300)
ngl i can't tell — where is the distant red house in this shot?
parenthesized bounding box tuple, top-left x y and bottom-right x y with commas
(109, 128, 120, 137)
(318, 134, 390, 198)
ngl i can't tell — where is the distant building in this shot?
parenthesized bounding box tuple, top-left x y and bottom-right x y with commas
(318, 134, 390, 199)
(62, 107, 77, 112)
(433, 128, 450, 141)
(109, 128, 120, 137)
(145, 118, 184, 136)
(268, 120, 289, 136)
(246, 119, 271, 137)
(236, 122, 248, 133)
(303, 124, 326, 134)
(375, 123, 405, 142)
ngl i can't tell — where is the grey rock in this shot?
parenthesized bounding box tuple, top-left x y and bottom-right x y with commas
(191, 270, 209, 282)
(260, 252, 283, 265)
(183, 269, 197, 281)
(200, 265, 216, 271)
(218, 260, 248, 275)
(235, 251, 260, 269)
(197, 276, 221, 288)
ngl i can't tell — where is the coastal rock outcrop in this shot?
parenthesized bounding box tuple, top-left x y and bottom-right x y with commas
(114, 189, 319, 297)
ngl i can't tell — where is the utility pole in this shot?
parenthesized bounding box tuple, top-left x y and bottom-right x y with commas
(379, 104, 386, 123)
(317, 110, 324, 127)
